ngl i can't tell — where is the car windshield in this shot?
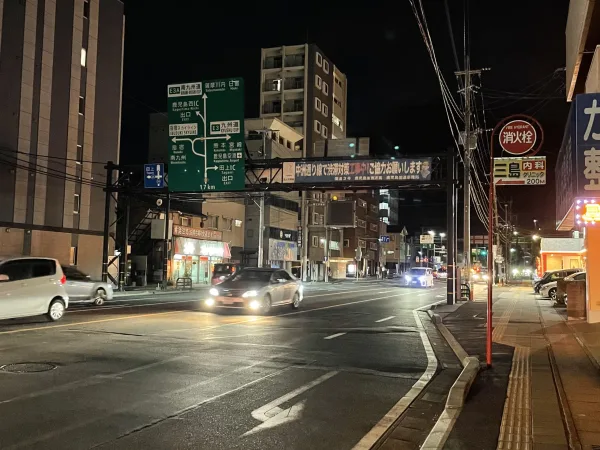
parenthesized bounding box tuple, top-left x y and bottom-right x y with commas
(213, 264, 234, 275)
(409, 268, 426, 276)
(230, 269, 272, 283)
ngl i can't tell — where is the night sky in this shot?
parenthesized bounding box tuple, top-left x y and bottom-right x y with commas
(120, 0, 570, 234)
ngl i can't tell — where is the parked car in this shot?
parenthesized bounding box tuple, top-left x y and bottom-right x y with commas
(540, 271, 586, 301)
(534, 268, 582, 294)
(206, 268, 303, 314)
(211, 263, 244, 285)
(404, 267, 434, 288)
(62, 266, 113, 306)
(0, 257, 69, 322)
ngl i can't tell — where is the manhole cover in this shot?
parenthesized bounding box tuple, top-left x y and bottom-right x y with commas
(1, 362, 57, 373)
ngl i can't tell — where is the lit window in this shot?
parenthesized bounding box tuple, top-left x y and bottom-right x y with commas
(322, 104, 328, 117)
(323, 60, 330, 74)
(321, 125, 328, 138)
(315, 97, 321, 111)
(316, 52, 323, 67)
(234, 219, 243, 227)
(314, 120, 321, 133)
(323, 82, 329, 96)
(315, 74, 322, 89)
(181, 216, 190, 227)
(73, 194, 80, 214)
(81, 48, 87, 67)
(70, 246, 78, 265)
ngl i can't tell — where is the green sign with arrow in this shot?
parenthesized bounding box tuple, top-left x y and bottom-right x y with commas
(167, 78, 245, 192)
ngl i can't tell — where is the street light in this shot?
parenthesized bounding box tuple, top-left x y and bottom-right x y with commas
(513, 230, 518, 236)
(428, 230, 435, 236)
(510, 248, 516, 253)
(394, 145, 399, 150)
(440, 232, 446, 238)
(532, 234, 540, 241)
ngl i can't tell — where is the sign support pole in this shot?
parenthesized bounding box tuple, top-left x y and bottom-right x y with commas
(101, 162, 114, 283)
(162, 191, 170, 289)
(447, 147, 456, 305)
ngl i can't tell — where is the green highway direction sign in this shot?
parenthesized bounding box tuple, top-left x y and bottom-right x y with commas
(167, 77, 245, 192)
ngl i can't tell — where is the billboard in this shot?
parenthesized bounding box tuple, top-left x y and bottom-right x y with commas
(326, 201, 356, 227)
(282, 158, 433, 184)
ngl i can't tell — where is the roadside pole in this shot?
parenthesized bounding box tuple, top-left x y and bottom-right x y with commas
(162, 191, 170, 290)
(101, 162, 114, 283)
(446, 149, 456, 305)
(324, 200, 329, 282)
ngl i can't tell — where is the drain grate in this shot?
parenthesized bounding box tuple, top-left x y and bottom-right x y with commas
(1, 362, 57, 373)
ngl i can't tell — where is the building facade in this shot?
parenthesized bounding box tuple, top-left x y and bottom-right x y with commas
(260, 44, 348, 156)
(0, 0, 124, 279)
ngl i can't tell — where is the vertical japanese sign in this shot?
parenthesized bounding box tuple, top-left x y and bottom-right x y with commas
(167, 78, 245, 192)
(577, 93, 600, 193)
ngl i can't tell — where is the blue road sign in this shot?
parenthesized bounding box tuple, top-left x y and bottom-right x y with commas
(380, 235, 390, 243)
(144, 163, 164, 188)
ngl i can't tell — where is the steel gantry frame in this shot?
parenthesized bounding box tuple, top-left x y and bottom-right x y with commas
(101, 153, 459, 303)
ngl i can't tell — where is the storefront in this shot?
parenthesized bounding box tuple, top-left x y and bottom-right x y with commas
(171, 225, 230, 284)
(540, 238, 585, 273)
(555, 92, 600, 322)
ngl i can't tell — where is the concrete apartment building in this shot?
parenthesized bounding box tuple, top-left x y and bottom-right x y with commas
(243, 118, 303, 272)
(0, 0, 124, 279)
(259, 43, 348, 156)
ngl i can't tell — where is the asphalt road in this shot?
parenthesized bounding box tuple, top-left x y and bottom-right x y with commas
(0, 280, 446, 450)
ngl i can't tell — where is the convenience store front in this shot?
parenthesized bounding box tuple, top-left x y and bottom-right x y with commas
(171, 226, 230, 284)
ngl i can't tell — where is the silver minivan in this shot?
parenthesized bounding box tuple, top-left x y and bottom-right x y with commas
(0, 257, 69, 322)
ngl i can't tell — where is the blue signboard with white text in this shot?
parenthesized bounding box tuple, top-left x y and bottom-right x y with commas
(380, 236, 390, 243)
(144, 163, 164, 189)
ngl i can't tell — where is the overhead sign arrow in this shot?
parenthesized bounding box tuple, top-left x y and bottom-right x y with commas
(241, 371, 337, 437)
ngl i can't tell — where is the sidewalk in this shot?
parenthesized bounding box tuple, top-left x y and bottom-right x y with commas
(437, 285, 600, 450)
(112, 285, 208, 298)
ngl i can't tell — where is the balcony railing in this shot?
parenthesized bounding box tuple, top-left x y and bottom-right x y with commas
(284, 79, 304, 90)
(262, 104, 281, 114)
(284, 103, 304, 113)
(284, 55, 305, 67)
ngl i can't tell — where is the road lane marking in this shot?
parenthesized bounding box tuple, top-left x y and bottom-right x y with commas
(352, 309, 438, 450)
(375, 316, 395, 323)
(323, 332, 346, 340)
(242, 370, 338, 437)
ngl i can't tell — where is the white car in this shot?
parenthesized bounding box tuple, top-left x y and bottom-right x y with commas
(206, 268, 303, 314)
(0, 257, 69, 321)
(539, 271, 586, 301)
(404, 267, 434, 288)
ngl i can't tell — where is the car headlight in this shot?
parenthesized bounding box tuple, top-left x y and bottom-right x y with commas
(242, 290, 258, 298)
(419, 276, 425, 281)
(472, 274, 479, 280)
(482, 274, 489, 280)
(205, 298, 215, 307)
(405, 275, 412, 281)
(209, 288, 219, 296)
(249, 300, 260, 310)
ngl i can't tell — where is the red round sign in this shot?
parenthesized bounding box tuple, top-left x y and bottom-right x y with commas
(499, 119, 537, 155)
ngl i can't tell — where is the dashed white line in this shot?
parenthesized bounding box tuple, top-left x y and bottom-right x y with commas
(324, 332, 346, 340)
(375, 316, 395, 323)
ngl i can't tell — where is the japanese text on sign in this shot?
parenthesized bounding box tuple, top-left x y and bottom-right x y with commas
(493, 156, 546, 186)
(499, 120, 537, 155)
(582, 99, 600, 191)
(283, 159, 433, 183)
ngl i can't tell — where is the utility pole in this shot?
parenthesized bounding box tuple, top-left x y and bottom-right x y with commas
(254, 125, 272, 268)
(455, 61, 482, 283)
(324, 199, 329, 282)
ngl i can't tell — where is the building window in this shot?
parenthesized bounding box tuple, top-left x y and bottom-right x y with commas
(286, 140, 291, 149)
(312, 212, 320, 225)
(205, 215, 219, 229)
(332, 114, 343, 131)
(314, 120, 321, 133)
(234, 219, 243, 227)
(78, 96, 85, 115)
(323, 60, 330, 74)
(322, 104, 328, 117)
(358, 239, 366, 248)
(315, 97, 321, 111)
(334, 96, 342, 108)
(323, 82, 329, 96)
(315, 74, 322, 89)
(73, 194, 80, 214)
(83, 0, 90, 19)
(181, 216, 190, 227)
(76, 144, 83, 164)
(343, 239, 350, 248)
(222, 217, 233, 231)
(357, 219, 366, 228)
(371, 204, 378, 213)
(370, 242, 378, 250)
(81, 48, 87, 67)
(321, 125, 328, 138)
(359, 199, 367, 209)
(370, 223, 378, 232)
(279, 136, 284, 145)
(316, 52, 323, 67)
(312, 236, 319, 247)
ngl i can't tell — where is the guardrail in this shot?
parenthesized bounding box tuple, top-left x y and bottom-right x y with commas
(176, 277, 193, 290)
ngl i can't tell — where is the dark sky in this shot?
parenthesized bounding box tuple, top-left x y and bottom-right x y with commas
(121, 0, 570, 234)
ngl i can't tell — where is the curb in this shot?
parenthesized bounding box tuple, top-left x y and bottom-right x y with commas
(420, 313, 480, 449)
(113, 288, 207, 298)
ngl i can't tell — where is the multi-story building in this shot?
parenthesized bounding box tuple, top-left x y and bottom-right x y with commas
(243, 118, 303, 273)
(0, 0, 125, 279)
(260, 44, 348, 156)
(379, 189, 400, 225)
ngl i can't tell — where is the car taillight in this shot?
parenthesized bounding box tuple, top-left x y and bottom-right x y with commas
(60, 275, 66, 285)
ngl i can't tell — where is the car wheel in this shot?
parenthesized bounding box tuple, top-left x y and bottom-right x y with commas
(47, 299, 65, 322)
(291, 292, 301, 309)
(549, 288, 557, 301)
(261, 294, 272, 315)
(93, 288, 107, 306)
